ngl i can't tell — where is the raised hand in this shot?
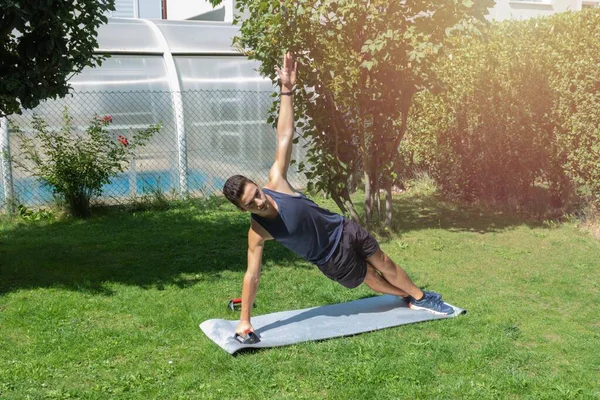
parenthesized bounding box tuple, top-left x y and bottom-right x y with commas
(275, 52, 297, 91)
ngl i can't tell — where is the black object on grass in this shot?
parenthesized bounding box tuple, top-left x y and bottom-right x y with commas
(228, 298, 257, 311)
(234, 331, 261, 344)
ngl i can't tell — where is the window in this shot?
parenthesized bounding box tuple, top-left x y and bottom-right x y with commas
(139, 0, 163, 18)
(109, 0, 163, 19)
(110, 0, 135, 18)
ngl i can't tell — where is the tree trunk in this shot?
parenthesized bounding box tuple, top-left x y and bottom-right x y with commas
(358, 87, 371, 225)
(332, 184, 363, 224)
(67, 192, 91, 218)
(363, 167, 372, 224)
(340, 186, 363, 224)
(330, 192, 348, 215)
(385, 182, 393, 228)
(379, 105, 410, 228)
(376, 187, 382, 222)
(345, 198, 362, 223)
(322, 90, 363, 224)
(373, 153, 381, 222)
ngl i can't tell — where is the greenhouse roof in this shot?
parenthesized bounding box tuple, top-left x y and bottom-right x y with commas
(96, 18, 240, 55)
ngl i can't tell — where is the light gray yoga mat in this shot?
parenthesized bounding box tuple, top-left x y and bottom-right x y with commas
(200, 295, 466, 354)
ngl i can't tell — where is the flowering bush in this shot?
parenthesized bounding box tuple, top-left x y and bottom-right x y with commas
(13, 108, 161, 217)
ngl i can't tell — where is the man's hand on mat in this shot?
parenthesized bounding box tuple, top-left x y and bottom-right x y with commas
(235, 320, 254, 337)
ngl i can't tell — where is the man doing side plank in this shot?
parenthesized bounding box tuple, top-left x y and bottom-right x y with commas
(222, 53, 454, 338)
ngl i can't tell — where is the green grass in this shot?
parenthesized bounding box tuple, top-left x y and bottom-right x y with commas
(1, 192, 599, 399)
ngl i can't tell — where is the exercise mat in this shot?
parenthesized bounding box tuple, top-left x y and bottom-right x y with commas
(200, 295, 466, 354)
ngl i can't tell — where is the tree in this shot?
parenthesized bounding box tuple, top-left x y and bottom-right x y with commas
(211, 0, 493, 226)
(0, 0, 115, 116)
(233, 0, 493, 226)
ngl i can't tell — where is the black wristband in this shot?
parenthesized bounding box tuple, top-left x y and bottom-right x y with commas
(281, 91, 293, 96)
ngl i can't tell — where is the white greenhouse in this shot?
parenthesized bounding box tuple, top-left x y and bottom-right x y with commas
(1, 18, 306, 211)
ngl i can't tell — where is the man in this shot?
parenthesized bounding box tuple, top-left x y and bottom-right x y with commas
(222, 53, 453, 338)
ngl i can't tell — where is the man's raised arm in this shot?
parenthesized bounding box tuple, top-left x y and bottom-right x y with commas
(269, 52, 297, 183)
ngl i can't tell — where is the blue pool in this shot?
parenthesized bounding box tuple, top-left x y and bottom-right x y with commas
(9, 170, 226, 206)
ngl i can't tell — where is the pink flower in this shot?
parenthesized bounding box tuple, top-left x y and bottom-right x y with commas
(117, 135, 129, 147)
(101, 115, 113, 123)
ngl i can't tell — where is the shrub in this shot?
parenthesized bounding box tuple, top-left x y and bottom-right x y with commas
(548, 9, 600, 207)
(17, 204, 54, 222)
(406, 9, 600, 210)
(13, 109, 161, 217)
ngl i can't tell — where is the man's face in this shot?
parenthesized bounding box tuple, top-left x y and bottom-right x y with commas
(239, 182, 271, 215)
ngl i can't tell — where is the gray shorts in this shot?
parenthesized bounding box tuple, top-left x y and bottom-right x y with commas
(317, 219, 380, 289)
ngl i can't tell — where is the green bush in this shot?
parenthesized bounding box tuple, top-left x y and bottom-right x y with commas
(406, 9, 600, 209)
(548, 10, 600, 207)
(13, 109, 161, 217)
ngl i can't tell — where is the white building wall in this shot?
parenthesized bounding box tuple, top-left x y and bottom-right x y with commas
(110, 0, 598, 22)
(167, 0, 235, 21)
(487, 0, 589, 21)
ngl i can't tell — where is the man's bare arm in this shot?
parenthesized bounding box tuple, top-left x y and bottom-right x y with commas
(269, 52, 297, 187)
(238, 220, 272, 331)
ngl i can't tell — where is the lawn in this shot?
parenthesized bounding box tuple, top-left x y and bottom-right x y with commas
(1, 191, 599, 399)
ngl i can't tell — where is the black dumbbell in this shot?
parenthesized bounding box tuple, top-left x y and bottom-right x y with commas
(234, 330, 261, 344)
(227, 298, 257, 311)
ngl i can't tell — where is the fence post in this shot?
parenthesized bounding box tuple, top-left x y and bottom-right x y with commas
(142, 20, 188, 198)
(0, 116, 15, 214)
(173, 92, 188, 198)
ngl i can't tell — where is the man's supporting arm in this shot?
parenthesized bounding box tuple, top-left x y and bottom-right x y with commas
(237, 221, 268, 333)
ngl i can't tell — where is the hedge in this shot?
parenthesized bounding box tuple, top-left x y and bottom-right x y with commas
(406, 8, 600, 209)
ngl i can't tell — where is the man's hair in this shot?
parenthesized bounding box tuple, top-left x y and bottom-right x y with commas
(222, 175, 255, 210)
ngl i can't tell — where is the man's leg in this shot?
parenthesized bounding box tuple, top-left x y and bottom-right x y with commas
(365, 249, 424, 300)
(362, 264, 404, 295)
(363, 248, 454, 315)
(363, 264, 410, 298)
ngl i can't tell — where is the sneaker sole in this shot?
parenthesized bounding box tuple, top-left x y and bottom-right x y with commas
(409, 303, 454, 316)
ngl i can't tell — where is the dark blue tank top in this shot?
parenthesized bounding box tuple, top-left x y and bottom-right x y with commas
(252, 188, 344, 266)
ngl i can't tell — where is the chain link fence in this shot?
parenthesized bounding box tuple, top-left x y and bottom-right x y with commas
(1, 90, 308, 212)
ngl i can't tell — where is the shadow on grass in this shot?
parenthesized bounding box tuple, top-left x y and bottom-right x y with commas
(0, 192, 545, 296)
(0, 204, 305, 296)
(364, 192, 546, 239)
